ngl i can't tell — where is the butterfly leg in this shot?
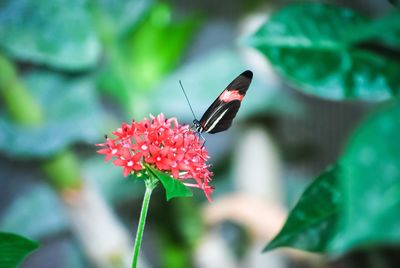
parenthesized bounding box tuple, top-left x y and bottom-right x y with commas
(190, 123, 207, 147)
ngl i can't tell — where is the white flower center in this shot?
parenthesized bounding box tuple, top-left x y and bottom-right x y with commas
(156, 156, 162, 161)
(111, 149, 118, 154)
(141, 144, 148, 150)
(127, 161, 133, 167)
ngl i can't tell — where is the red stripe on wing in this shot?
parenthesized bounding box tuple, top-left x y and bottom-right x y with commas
(219, 90, 244, 102)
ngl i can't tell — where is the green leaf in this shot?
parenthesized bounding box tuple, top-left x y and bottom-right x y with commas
(349, 11, 400, 49)
(265, 101, 400, 254)
(0, 0, 100, 70)
(264, 166, 342, 252)
(247, 3, 400, 101)
(0, 232, 38, 268)
(0, 71, 105, 158)
(145, 164, 193, 201)
(331, 100, 400, 252)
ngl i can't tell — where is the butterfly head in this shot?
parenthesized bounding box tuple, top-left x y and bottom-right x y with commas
(193, 119, 203, 133)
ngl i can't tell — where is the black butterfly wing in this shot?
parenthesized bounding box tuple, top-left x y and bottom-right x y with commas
(199, 70, 253, 133)
(201, 101, 241, 133)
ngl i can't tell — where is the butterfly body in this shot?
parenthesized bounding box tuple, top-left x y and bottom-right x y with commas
(193, 70, 253, 134)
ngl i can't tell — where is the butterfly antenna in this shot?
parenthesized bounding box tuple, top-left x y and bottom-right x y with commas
(179, 80, 197, 120)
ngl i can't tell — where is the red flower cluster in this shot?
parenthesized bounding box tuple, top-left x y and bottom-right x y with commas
(96, 114, 213, 201)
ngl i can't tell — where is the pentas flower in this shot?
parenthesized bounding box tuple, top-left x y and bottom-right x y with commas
(96, 113, 214, 201)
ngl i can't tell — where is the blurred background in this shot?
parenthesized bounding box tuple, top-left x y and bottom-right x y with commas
(0, 0, 399, 267)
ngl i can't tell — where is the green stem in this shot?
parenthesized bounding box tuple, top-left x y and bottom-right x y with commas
(0, 54, 42, 125)
(42, 151, 82, 190)
(132, 180, 156, 268)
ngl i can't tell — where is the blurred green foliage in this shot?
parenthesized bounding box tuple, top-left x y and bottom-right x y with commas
(0, 185, 68, 239)
(0, 0, 100, 70)
(97, 2, 200, 116)
(0, 71, 103, 158)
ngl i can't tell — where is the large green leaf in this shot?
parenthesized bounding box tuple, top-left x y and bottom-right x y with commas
(264, 166, 342, 252)
(0, 0, 100, 70)
(265, 100, 400, 254)
(0, 71, 105, 158)
(331, 100, 400, 252)
(145, 164, 193, 201)
(0, 232, 38, 268)
(247, 3, 400, 100)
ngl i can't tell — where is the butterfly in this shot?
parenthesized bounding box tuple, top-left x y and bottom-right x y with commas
(188, 70, 253, 134)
